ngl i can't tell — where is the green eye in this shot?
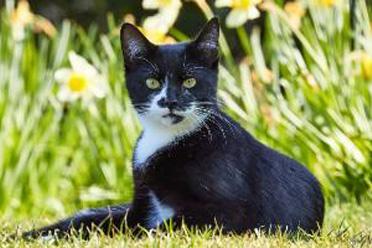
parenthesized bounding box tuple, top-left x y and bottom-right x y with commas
(145, 78, 160, 89)
(183, 78, 197, 89)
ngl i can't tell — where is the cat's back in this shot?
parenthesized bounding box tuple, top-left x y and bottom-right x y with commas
(186, 113, 325, 232)
(224, 117, 325, 231)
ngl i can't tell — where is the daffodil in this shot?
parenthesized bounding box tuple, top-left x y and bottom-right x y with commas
(140, 27, 176, 44)
(55, 52, 107, 103)
(361, 53, 372, 80)
(122, 13, 175, 44)
(315, 0, 337, 7)
(142, 0, 182, 34)
(10, 0, 56, 41)
(10, 0, 34, 41)
(215, 0, 262, 28)
(33, 17, 57, 38)
(312, 0, 345, 8)
(284, 1, 305, 30)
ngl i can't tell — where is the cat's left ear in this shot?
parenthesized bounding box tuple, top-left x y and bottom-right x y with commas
(188, 17, 220, 67)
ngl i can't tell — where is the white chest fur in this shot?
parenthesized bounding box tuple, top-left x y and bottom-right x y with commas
(134, 113, 205, 168)
(134, 123, 179, 166)
(147, 191, 175, 228)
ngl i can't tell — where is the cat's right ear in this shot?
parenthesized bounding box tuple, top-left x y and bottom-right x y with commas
(120, 23, 156, 70)
(187, 17, 219, 68)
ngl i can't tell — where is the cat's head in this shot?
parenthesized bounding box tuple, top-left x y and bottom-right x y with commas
(120, 18, 219, 129)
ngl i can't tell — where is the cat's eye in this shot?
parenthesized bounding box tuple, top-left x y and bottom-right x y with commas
(145, 78, 161, 89)
(183, 78, 197, 89)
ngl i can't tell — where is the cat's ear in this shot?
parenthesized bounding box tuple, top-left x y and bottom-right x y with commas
(120, 23, 156, 70)
(188, 17, 220, 67)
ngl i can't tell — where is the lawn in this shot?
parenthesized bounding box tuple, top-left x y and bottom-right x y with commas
(0, 0, 372, 247)
(2, 202, 371, 247)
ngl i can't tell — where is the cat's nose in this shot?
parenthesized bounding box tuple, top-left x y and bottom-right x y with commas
(158, 98, 178, 110)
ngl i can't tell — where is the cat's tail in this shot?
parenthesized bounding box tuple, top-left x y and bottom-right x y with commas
(18, 204, 131, 240)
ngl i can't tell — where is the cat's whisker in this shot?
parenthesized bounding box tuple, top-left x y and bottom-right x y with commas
(196, 106, 239, 142)
(196, 99, 224, 109)
(195, 108, 227, 145)
(206, 115, 228, 145)
(211, 97, 225, 108)
(190, 112, 213, 143)
(202, 108, 238, 136)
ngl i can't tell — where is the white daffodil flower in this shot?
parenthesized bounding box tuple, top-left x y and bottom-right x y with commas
(10, 0, 56, 41)
(10, 0, 34, 41)
(55, 52, 107, 103)
(139, 26, 176, 44)
(142, 0, 182, 34)
(215, 0, 262, 28)
(123, 13, 175, 45)
(284, 1, 305, 30)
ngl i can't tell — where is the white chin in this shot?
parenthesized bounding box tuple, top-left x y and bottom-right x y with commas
(160, 117, 174, 126)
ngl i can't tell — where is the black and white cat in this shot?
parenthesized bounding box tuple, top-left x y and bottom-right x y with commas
(23, 18, 324, 239)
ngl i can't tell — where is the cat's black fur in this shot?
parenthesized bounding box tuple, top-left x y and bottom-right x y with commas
(22, 18, 324, 239)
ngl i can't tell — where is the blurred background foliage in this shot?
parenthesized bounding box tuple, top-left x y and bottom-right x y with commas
(3, 0, 268, 59)
(0, 0, 371, 219)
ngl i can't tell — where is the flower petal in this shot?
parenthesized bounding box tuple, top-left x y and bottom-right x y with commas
(81, 92, 95, 106)
(143, 15, 171, 34)
(143, 4, 181, 34)
(226, 9, 249, 27)
(68, 51, 98, 76)
(247, 7, 260, 20)
(57, 87, 79, 102)
(54, 68, 72, 84)
(142, 0, 160, 9)
(15, 0, 34, 25)
(215, 0, 233, 8)
(90, 83, 107, 99)
(253, 0, 263, 5)
(143, 0, 181, 34)
(91, 88, 106, 99)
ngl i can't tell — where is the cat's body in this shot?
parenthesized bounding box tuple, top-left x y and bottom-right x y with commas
(22, 18, 324, 239)
(132, 113, 323, 233)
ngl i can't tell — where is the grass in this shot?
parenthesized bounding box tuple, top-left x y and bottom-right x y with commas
(0, 0, 372, 246)
(2, 202, 372, 247)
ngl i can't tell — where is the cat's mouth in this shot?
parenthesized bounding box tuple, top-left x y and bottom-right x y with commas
(162, 113, 184, 124)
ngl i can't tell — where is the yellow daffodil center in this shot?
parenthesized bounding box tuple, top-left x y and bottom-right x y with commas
(68, 73, 88, 92)
(232, 0, 251, 9)
(362, 54, 372, 80)
(159, 0, 172, 7)
(318, 0, 336, 7)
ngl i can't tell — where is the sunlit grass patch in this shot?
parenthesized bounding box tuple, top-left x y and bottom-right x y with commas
(2, 203, 372, 247)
